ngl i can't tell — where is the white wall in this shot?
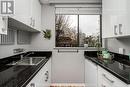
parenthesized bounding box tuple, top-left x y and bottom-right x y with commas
(52, 50, 85, 83)
(30, 5, 55, 51)
(0, 30, 30, 59)
(105, 38, 130, 55)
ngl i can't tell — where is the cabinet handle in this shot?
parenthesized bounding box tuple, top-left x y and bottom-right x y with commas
(32, 19, 34, 27)
(30, 18, 33, 26)
(119, 24, 123, 35)
(102, 74, 114, 83)
(32, 19, 35, 27)
(30, 83, 35, 87)
(114, 25, 118, 35)
(34, 20, 35, 27)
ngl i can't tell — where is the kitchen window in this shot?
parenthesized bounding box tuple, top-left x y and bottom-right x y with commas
(55, 15, 101, 47)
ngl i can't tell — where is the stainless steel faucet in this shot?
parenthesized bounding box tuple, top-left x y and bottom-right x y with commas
(20, 52, 34, 60)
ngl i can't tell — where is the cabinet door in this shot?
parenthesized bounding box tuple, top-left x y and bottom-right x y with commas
(102, 0, 129, 38)
(31, 0, 41, 31)
(126, 0, 130, 36)
(102, 0, 120, 13)
(119, 0, 127, 13)
(117, 0, 128, 37)
(98, 66, 128, 87)
(117, 15, 128, 37)
(102, 12, 114, 38)
(110, 15, 119, 37)
(119, 0, 130, 37)
(102, 0, 118, 38)
(11, 0, 41, 31)
(85, 59, 97, 87)
(13, 0, 32, 27)
(98, 66, 115, 87)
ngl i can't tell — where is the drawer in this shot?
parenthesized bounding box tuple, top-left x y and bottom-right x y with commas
(98, 66, 128, 87)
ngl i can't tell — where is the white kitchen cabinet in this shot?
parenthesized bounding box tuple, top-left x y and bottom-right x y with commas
(102, 0, 130, 38)
(31, 0, 42, 31)
(98, 66, 128, 87)
(117, 15, 128, 37)
(102, 11, 113, 38)
(98, 66, 114, 87)
(12, 0, 41, 31)
(26, 58, 51, 87)
(85, 59, 98, 87)
(12, 0, 32, 27)
(102, 0, 116, 38)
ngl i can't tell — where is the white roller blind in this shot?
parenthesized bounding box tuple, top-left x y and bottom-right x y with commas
(55, 4, 102, 14)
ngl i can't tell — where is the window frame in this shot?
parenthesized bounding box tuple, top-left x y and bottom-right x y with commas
(55, 14, 102, 48)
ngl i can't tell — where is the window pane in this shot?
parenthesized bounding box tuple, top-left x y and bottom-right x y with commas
(56, 15, 78, 47)
(79, 15, 100, 47)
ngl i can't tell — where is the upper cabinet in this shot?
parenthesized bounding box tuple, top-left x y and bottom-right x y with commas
(31, 0, 42, 31)
(102, 0, 130, 38)
(12, 0, 41, 31)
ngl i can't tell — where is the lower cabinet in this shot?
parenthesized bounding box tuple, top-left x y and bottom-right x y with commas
(85, 58, 129, 87)
(26, 58, 51, 87)
(98, 66, 114, 87)
(98, 66, 127, 87)
(85, 59, 98, 87)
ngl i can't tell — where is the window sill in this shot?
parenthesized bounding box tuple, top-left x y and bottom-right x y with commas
(54, 47, 103, 51)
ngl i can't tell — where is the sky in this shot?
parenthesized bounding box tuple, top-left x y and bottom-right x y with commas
(66, 15, 100, 36)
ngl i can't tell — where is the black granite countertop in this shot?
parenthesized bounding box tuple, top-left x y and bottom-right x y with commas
(84, 51, 130, 84)
(0, 51, 52, 87)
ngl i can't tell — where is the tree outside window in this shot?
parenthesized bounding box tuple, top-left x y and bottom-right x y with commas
(55, 15, 101, 47)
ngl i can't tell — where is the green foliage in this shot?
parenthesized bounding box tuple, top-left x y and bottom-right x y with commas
(42, 29, 51, 39)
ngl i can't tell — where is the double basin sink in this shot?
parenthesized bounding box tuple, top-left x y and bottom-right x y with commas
(7, 57, 46, 66)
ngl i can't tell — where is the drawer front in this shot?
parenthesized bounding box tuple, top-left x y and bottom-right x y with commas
(98, 66, 128, 87)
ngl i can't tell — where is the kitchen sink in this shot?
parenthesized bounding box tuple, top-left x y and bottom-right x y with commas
(7, 57, 46, 66)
